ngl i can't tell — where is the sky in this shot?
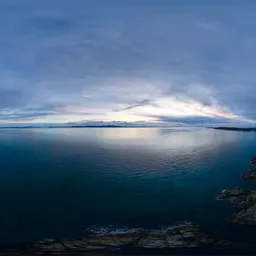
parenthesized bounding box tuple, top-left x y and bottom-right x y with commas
(1, 0, 256, 126)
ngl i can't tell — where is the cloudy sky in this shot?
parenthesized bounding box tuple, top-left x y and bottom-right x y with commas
(1, 0, 256, 125)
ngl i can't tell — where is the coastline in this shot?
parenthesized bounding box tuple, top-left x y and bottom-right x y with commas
(15, 222, 230, 254)
(210, 127, 256, 132)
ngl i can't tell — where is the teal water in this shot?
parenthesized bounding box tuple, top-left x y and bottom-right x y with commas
(0, 127, 256, 250)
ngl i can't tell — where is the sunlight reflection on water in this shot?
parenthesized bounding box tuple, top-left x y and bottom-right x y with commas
(0, 127, 255, 249)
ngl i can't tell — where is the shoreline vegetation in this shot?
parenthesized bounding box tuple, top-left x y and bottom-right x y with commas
(211, 127, 256, 131)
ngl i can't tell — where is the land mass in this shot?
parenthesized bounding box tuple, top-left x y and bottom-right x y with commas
(211, 127, 256, 132)
(0, 125, 122, 129)
(217, 188, 256, 225)
(17, 222, 229, 253)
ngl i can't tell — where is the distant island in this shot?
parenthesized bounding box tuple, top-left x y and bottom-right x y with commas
(0, 125, 122, 129)
(211, 127, 256, 132)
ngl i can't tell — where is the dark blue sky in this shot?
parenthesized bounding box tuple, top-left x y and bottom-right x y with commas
(1, 0, 256, 125)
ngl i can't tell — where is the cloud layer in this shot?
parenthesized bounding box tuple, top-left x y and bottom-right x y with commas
(1, 0, 256, 125)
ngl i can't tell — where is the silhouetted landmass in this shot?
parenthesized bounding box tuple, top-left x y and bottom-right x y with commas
(0, 125, 121, 129)
(0, 126, 36, 129)
(70, 125, 121, 128)
(212, 127, 256, 132)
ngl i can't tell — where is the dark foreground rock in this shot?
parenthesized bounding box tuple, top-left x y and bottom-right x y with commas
(241, 170, 256, 180)
(17, 223, 229, 253)
(241, 156, 256, 180)
(217, 188, 256, 225)
(231, 204, 256, 225)
(217, 188, 256, 208)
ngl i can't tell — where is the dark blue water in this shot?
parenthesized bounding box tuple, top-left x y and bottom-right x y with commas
(0, 127, 256, 249)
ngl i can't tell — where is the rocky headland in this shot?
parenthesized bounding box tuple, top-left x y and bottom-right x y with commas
(217, 188, 256, 208)
(17, 222, 229, 253)
(217, 188, 256, 225)
(240, 156, 256, 180)
(212, 127, 256, 132)
(216, 156, 256, 225)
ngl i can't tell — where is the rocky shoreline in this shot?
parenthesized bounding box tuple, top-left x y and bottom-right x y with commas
(216, 188, 256, 209)
(17, 223, 230, 253)
(217, 188, 256, 225)
(215, 156, 256, 225)
(241, 155, 256, 180)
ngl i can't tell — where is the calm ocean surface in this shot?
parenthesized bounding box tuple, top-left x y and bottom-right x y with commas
(0, 127, 256, 249)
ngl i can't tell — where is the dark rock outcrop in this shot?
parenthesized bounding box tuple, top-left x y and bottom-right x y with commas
(217, 188, 256, 225)
(17, 223, 229, 253)
(217, 188, 256, 208)
(241, 156, 256, 180)
(230, 205, 256, 225)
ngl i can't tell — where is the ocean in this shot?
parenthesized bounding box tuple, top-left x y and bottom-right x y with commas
(0, 127, 256, 251)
